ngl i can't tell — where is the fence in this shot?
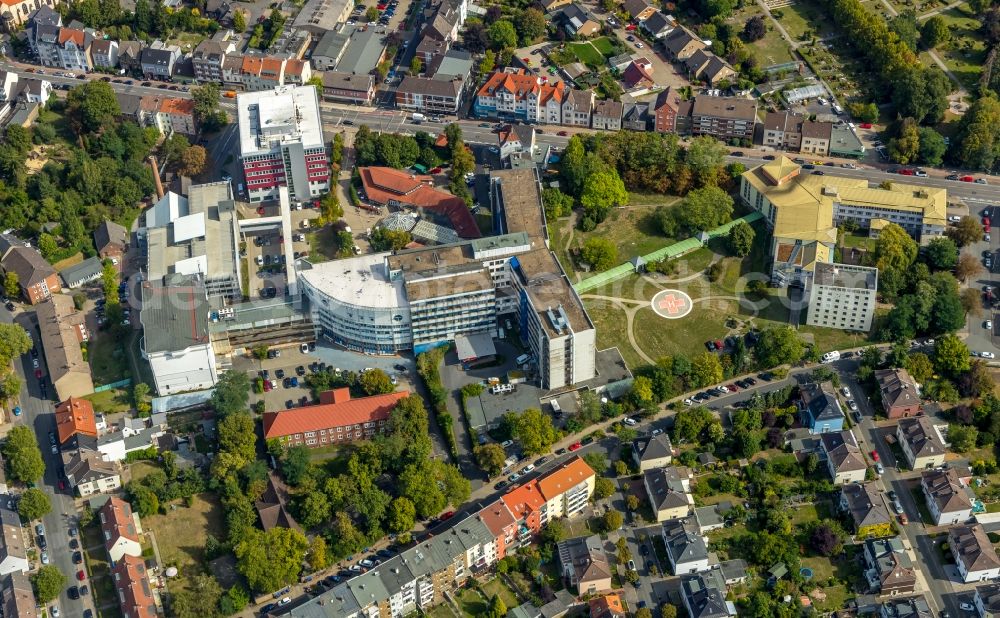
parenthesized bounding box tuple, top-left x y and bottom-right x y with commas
(573, 212, 763, 294)
(93, 378, 132, 393)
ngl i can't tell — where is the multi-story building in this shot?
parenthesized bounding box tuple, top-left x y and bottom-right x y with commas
(61, 433, 121, 497)
(1, 0, 59, 32)
(876, 368, 923, 419)
(55, 397, 97, 444)
(975, 583, 1000, 618)
(761, 111, 805, 151)
(94, 220, 128, 260)
(820, 430, 866, 484)
(561, 88, 593, 128)
(478, 500, 517, 562)
(321, 71, 376, 105)
(90, 39, 118, 70)
(663, 26, 705, 60)
(556, 535, 611, 594)
(241, 55, 285, 91)
(632, 433, 673, 472)
(117, 40, 142, 75)
(921, 468, 973, 525)
(99, 496, 143, 564)
(151, 96, 198, 136)
(591, 99, 623, 131)
(0, 244, 61, 304)
(863, 537, 916, 596)
(949, 524, 1000, 583)
(0, 507, 29, 576)
(653, 87, 679, 133)
(36, 295, 94, 400)
(140, 42, 179, 79)
(237, 85, 329, 203)
(675, 94, 757, 141)
(806, 263, 877, 332)
(473, 68, 566, 125)
(645, 467, 693, 521)
(36, 26, 92, 71)
(683, 49, 737, 86)
(0, 572, 36, 618)
(662, 520, 710, 575)
(262, 388, 409, 447)
(896, 416, 946, 470)
(680, 570, 736, 618)
(799, 381, 844, 434)
(139, 275, 219, 396)
(282, 59, 311, 86)
(395, 75, 464, 113)
(800, 120, 833, 156)
(191, 39, 234, 83)
(538, 456, 595, 520)
(111, 555, 157, 618)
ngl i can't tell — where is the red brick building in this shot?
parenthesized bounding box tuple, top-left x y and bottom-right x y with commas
(262, 388, 409, 448)
(111, 555, 157, 618)
(653, 87, 679, 133)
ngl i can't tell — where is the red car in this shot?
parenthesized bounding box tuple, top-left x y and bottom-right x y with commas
(557, 131, 568, 136)
(429, 167, 442, 174)
(898, 169, 915, 176)
(984, 217, 991, 227)
(568, 442, 583, 452)
(625, 24, 637, 30)
(58, 481, 65, 490)
(440, 511, 455, 520)
(728, 384, 740, 392)
(859, 122, 873, 129)
(961, 175, 975, 182)
(871, 450, 879, 462)
(76, 570, 86, 581)
(714, 340, 723, 350)
(263, 380, 272, 392)
(34, 369, 42, 379)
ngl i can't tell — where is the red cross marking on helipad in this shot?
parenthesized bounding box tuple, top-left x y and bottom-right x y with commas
(656, 293, 688, 315)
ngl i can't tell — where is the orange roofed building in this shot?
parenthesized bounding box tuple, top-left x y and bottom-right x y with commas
(54, 397, 97, 444)
(359, 167, 480, 238)
(589, 593, 625, 618)
(479, 499, 518, 561)
(473, 68, 567, 125)
(497, 456, 595, 546)
(262, 388, 409, 448)
(111, 554, 157, 618)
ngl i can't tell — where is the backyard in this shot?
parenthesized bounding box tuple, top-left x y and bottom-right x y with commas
(141, 492, 225, 584)
(88, 331, 132, 385)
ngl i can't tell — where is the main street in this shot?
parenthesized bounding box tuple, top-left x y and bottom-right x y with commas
(2, 306, 92, 618)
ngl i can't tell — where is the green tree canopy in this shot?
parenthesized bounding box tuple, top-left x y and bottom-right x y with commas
(755, 327, 804, 368)
(580, 237, 618, 271)
(507, 408, 560, 455)
(234, 527, 309, 593)
(211, 370, 250, 417)
(728, 220, 755, 256)
(17, 488, 51, 521)
(2, 426, 45, 484)
(580, 169, 627, 224)
(359, 368, 395, 395)
(31, 566, 65, 604)
(487, 20, 518, 50)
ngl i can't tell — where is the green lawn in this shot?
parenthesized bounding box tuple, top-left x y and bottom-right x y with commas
(590, 36, 616, 56)
(307, 226, 344, 262)
(567, 42, 605, 66)
(88, 331, 132, 385)
(773, 0, 839, 41)
(917, 5, 987, 90)
(750, 26, 795, 66)
(455, 588, 488, 617)
(82, 388, 132, 415)
(481, 578, 520, 609)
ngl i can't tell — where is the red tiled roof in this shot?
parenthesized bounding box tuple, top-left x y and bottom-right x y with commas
(55, 397, 97, 444)
(262, 389, 410, 440)
(112, 555, 157, 618)
(589, 594, 625, 618)
(478, 499, 516, 537)
(241, 55, 263, 75)
(157, 97, 195, 115)
(284, 59, 307, 75)
(622, 61, 654, 89)
(501, 479, 546, 519)
(260, 56, 284, 74)
(359, 167, 481, 238)
(537, 455, 594, 500)
(475, 69, 565, 105)
(100, 497, 140, 550)
(58, 28, 85, 47)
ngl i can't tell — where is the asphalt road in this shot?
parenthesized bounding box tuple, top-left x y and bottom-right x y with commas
(2, 306, 92, 618)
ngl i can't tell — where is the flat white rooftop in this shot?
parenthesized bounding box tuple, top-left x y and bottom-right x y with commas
(298, 252, 407, 310)
(237, 85, 325, 157)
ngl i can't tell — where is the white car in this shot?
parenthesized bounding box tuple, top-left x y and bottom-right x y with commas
(980, 351, 997, 359)
(622, 417, 637, 426)
(40, 552, 48, 565)
(986, 320, 994, 330)
(635, 42, 644, 48)
(960, 602, 975, 611)
(717, 385, 729, 393)
(841, 386, 851, 397)
(501, 440, 514, 448)
(279, 597, 292, 606)
(683, 398, 694, 406)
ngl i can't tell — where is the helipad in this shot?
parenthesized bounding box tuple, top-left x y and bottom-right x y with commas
(650, 289, 693, 319)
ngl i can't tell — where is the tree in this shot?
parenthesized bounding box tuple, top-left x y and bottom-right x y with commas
(691, 353, 723, 387)
(593, 477, 615, 500)
(368, 227, 412, 251)
(743, 15, 766, 40)
(662, 186, 734, 236)
(66, 80, 120, 134)
(580, 237, 618, 271)
(329, 511, 366, 558)
(218, 413, 257, 469)
(487, 20, 518, 50)
(661, 606, 679, 618)
(948, 424, 978, 452)
(891, 67, 950, 125)
(2, 426, 45, 484)
(905, 352, 934, 383)
(281, 445, 312, 486)
(849, 101, 880, 123)
(514, 8, 547, 43)
(728, 220, 755, 256)
(755, 327, 803, 368)
(921, 15, 950, 48)
(685, 136, 729, 185)
(409, 56, 423, 76)
(952, 95, 1000, 171)
(17, 488, 51, 521)
(487, 595, 508, 618)
(359, 368, 395, 395)
(947, 216, 985, 247)
(365, 6, 380, 21)
(956, 252, 984, 282)
(917, 127, 947, 166)
(872, 223, 918, 273)
(474, 443, 507, 477)
(961, 287, 983, 317)
(127, 483, 160, 517)
(507, 408, 560, 455)
(297, 489, 330, 528)
(478, 50, 496, 75)
(308, 536, 328, 571)
(3, 272, 18, 298)
(580, 169, 627, 224)
(603, 509, 623, 532)
(934, 334, 971, 376)
(635, 610, 653, 618)
(387, 497, 416, 534)
(629, 376, 654, 405)
(809, 522, 844, 556)
(132, 382, 152, 416)
(232, 8, 246, 31)
(889, 118, 921, 164)
(211, 370, 250, 417)
(924, 237, 958, 271)
(181, 145, 207, 177)
(31, 566, 65, 604)
(234, 527, 309, 592)
(191, 83, 227, 131)
(171, 574, 223, 618)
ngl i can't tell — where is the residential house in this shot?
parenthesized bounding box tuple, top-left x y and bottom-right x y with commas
(863, 537, 916, 596)
(623, 0, 656, 21)
(560, 89, 593, 127)
(99, 496, 142, 563)
(59, 256, 103, 289)
(921, 468, 973, 526)
(840, 482, 892, 538)
(622, 102, 651, 131)
(589, 594, 625, 618)
(474, 68, 566, 124)
(897, 416, 946, 470)
(663, 25, 705, 59)
(879, 595, 932, 618)
(191, 39, 234, 83)
(61, 436, 121, 497)
(36, 295, 94, 400)
(1, 0, 58, 32)
(632, 433, 673, 472)
(151, 96, 198, 135)
(140, 43, 179, 79)
(94, 220, 128, 260)
(497, 123, 535, 159)
(761, 111, 805, 151)
(242, 55, 285, 91)
(717, 560, 748, 586)
(536, 456, 595, 521)
(221, 53, 244, 86)
(653, 87, 679, 133)
(25, 6, 61, 52)
(675, 95, 758, 142)
(255, 473, 302, 532)
(799, 121, 833, 156)
(949, 524, 1000, 583)
(478, 499, 517, 562)
(974, 583, 1000, 618)
(0, 572, 36, 618)
(52, 27, 92, 71)
(395, 75, 464, 113)
(321, 71, 376, 105)
(205, 0, 231, 20)
(875, 368, 922, 419)
(556, 535, 611, 594)
(694, 504, 728, 533)
(680, 569, 737, 618)
(117, 41, 143, 75)
(799, 381, 845, 434)
(820, 430, 867, 484)
(283, 59, 311, 86)
(591, 99, 622, 131)
(607, 52, 634, 72)
(263, 388, 409, 447)
(662, 520, 710, 575)
(111, 554, 157, 618)
(621, 61, 654, 91)
(55, 397, 97, 444)
(644, 466, 693, 521)
(0, 508, 28, 576)
(540, 0, 572, 12)
(560, 4, 600, 37)
(641, 11, 677, 39)
(684, 49, 737, 86)
(90, 39, 118, 70)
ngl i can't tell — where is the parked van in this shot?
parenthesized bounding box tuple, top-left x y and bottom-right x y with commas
(515, 353, 531, 366)
(821, 350, 841, 363)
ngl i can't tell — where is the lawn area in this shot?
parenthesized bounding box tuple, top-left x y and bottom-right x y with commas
(52, 252, 84, 271)
(751, 29, 795, 66)
(590, 36, 616, 56)
(481, 578, 520, 609)
(841, 232, 876, 251)
(307, 226, 343, 262)
(129, 461, 162, 482)
(918, 5, 987, 90)
(142, 492, 225, 578)
(773, 0, 839, 41)
(558, 205, 676, 272)
(88, 331, 132, 385)
(567, 41, 605, 66)
(633, 302, 732, 362)
(83, 388, 132, 415)
(455, 588, 489, 617)
(427, 603, 459, 618)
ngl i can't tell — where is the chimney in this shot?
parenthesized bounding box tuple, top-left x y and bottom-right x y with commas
(148, 155, 165, 200)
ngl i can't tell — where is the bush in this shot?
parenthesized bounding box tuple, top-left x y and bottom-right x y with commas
(416, 348, 458, 458)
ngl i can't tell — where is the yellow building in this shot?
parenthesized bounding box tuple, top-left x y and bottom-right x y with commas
(0, 0, 58, 31)
(739, 157, 947, 287)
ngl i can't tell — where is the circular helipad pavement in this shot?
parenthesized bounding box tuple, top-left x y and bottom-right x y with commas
(650, 289, 693, 319)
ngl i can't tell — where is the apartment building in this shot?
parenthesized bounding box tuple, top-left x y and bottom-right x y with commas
(111, 554, 157, 618)
(653, 87, 680, 133)
(949, 524, 1000, 583)
(799, 381, 845, 434)
(395, 75, 464, 113)
(975, 583, 1000, 618)
(680, 570, 736, 618)
(556, 535, 612, 594)
(99, 496, 143, 564)
(675, 94, 757, 141)
(875, 368, 923, 419)
(474, 68, 567, 125)
(0, 508, 28, 576)
(150, 96, 197, 136)
(322, 71, 376, 105)
(36, 26, 92, 71)
(237, 85, 329, 202)
(0, 244, 60, 304)
(806, 263, 877, 332)
(645, 467, 693, 521)
(762, 111, 804, 151)
(139, 43, 179, 79)
(800, 121, 833, 156)
(90, 39, 118, 70)
(592, 99, 623, 131)
(921, 468, 973, 526)
(863, 537, 916, 596)
(241, 55, 285, 91)
(662, 520, 710, 575)
(0, 573, 36, 618)
(478, 499, 517, 562)
(191, 39, 235, 83)
(262, 388, 409, 447)
(139, 275, 218, 396)
(896, 416, 946, 470)
(36, 295, 93, 400)
(820, 430, 866, 484)
(561, 88, 593, 128)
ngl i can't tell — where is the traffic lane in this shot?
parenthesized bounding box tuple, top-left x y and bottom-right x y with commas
(914, 532, 957, 612)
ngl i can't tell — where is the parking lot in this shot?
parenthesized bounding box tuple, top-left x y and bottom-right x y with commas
(239, 201, 320, 299)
